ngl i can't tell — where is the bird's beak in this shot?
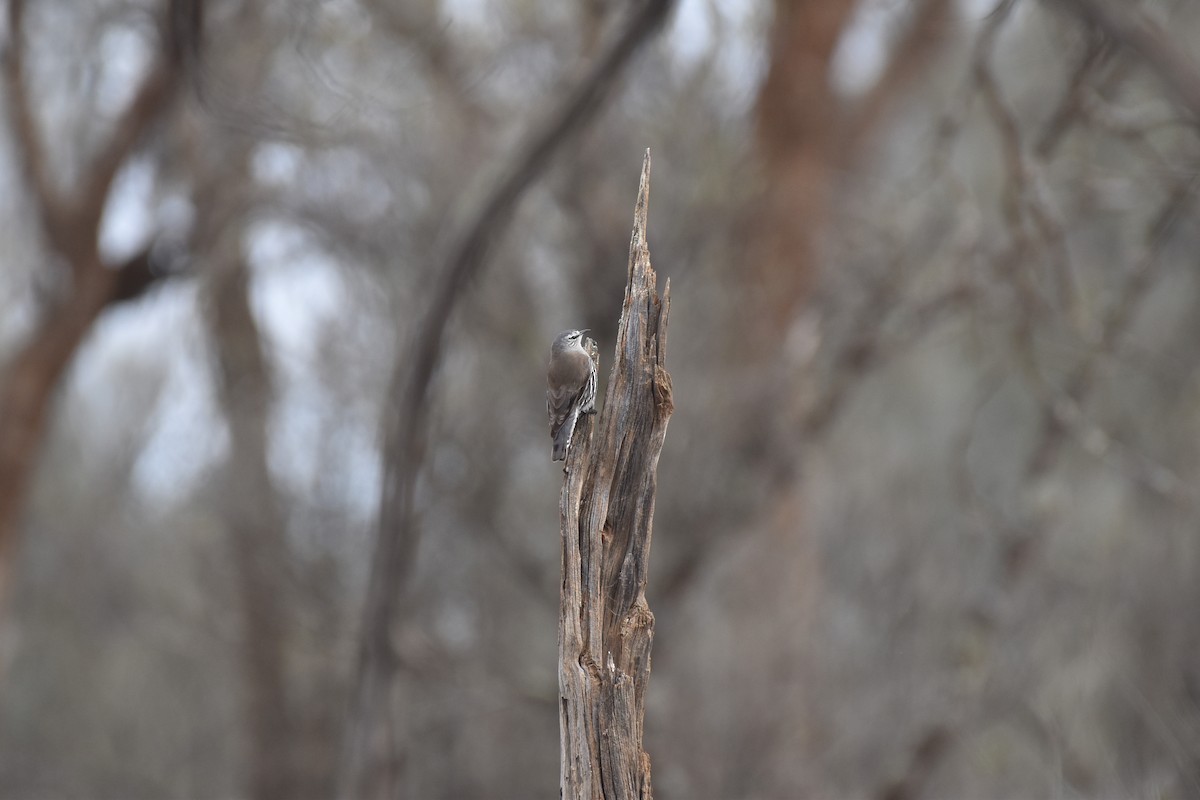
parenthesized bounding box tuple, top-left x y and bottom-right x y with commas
(580, 329, 590, 334)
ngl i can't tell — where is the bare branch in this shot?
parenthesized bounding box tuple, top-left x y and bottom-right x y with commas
(3, 0, 67, 239)
(975, 50, 1075, 311)
(1034, 34, 1113, 157)
(1025, 173, 1199, 483)
(1052, 0, 1200, 121)
(209, 256, 297, 800)
(0, 0, 203, 607)
(5, 0, 199, 264)
(844, 0, 956, 158)
(76, 0, 200, 239)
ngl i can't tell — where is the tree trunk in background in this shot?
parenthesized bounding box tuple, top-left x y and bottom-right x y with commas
(0, 268, 115, 584)
(739, 5, 855, 795)
(209, 257, 296, 800)
(559, 152, 672, 800)
(752, 0, 857, 331)
(0, 0, 196, 604)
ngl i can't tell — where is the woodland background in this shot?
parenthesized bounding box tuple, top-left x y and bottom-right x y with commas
(2, 0, 1200, 798)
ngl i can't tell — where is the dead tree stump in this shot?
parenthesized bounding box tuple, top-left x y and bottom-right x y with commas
(559, 150, 672, 800)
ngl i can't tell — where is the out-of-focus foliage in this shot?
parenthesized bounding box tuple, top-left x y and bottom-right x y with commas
(3, 0, 1200, 798)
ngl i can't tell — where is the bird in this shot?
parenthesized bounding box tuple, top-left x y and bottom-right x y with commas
(546, 329, 597, 462)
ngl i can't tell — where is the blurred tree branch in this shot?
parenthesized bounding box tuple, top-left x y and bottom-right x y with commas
(1034, 34, 1114, 157)
(209, 251, 297, 800)
(337, 1, 676, 797)
(370, 2, 491, 130)
(845, 0, 956, 158)
(0, 0, 201, 602)
(2, 0, 55, 239)
(1024, 173, 1200, 496)
(1052, 0, 1200, 121)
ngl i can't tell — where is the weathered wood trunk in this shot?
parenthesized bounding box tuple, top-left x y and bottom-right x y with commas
(559, 151, 672, 800)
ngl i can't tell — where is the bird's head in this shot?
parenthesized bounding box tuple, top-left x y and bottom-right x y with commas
(553, 329, 589, 352)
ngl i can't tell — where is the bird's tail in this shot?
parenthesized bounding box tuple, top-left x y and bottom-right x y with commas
(552, 407, 581, 461)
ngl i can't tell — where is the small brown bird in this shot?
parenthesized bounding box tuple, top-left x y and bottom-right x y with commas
(546, 329, 597, 461)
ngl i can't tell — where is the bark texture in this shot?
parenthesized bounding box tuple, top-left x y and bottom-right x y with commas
(559, 151, 672, 800)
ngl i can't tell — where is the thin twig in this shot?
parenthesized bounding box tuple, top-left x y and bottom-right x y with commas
(1053, 0, 1200, 121)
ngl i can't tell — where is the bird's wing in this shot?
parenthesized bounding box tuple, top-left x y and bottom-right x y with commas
(547, 385, 577, 438)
